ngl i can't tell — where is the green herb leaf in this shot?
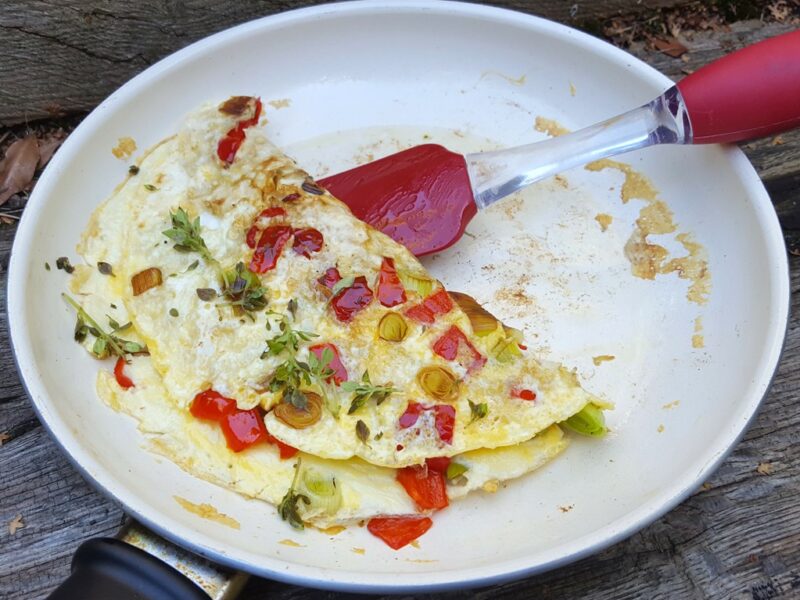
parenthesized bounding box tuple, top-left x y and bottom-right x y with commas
(285, 387, 309, 410)
(92, 337, 108, 358)
(169, 308, 179, 317)
(196, 288, 217, 301)
(144, 184, 158, 191)
(63, 294, 148, 359)
(97, 262, 114, 276)
(278, 460, 310, 530)
(468, 400, 488, 425)
(122, 341, 146, 354)
(163, 207, 216, 265)
(263, 313, 317, 358)
(220, 262, 268, 319)
(56, 256, 74, 274)
(128, 165, 140, 175)
(74, 315, 88, 343)
(343, 371, 397, 414)
(355, 419, 370, 443)
(44, 262, 51, 271)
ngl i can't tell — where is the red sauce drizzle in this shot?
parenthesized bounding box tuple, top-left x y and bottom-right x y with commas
(249, 225, 293, 273)
(432, 326, 486, 374)
(330, 276, 373, 322)
(292, 227, 324, 258)
(217, 98, 263, 165)
(309, 343, 348, 385)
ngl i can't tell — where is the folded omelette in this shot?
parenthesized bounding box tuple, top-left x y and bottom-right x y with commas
(66, 96, 609, 547)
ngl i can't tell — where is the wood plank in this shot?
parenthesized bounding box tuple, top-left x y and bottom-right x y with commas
(0, 0, 687, 127)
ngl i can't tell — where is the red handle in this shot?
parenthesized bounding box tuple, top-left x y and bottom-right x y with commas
(677, 29, 800, 144)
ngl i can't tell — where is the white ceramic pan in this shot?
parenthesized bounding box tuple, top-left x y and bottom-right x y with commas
(8, 1, 789, 595)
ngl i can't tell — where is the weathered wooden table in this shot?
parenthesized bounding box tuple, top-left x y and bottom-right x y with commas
(1, 1, 798, 598)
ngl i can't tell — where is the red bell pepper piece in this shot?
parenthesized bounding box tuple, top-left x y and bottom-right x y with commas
(422, 289, 453, 314)
(398, 403, 455, 445)
(220, 408, 268, 453)
(292, 227, 324, 258)
(376, 257, 406, 307)
(217, 98, 262, 165)
(425, 456, 451, 473)
(330, 276, 373, 322)
(318, 266, 342, 290)
(404, 304, 435, 324)
(249, 225, 293, 273)
(264, 425, 299, 459)
(432, 325, 486, 373)
(511, 388, 537, 401)
(190, 389, 237, 421)
(367, 516, 433, 550)
(396, 465, 449, 510)
(113, 357, 135, 389)
(433, 405, 455, 444)
(404, 288, 453, 323)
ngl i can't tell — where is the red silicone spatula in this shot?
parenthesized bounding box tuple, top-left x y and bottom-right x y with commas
(319, 29, 800, 257)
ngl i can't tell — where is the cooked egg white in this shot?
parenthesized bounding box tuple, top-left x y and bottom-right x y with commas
(78, 256, 568, 526)
(74, 99, 605, 472)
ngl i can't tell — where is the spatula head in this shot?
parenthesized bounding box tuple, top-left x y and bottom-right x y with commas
(319, 144, 476, 256)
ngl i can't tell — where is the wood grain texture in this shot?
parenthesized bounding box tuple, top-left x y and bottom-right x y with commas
(0, 0, 689, 127)
(1, 2, 799, 599)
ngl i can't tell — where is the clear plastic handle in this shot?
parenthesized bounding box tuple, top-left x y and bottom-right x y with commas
(466, 86, 692, 210)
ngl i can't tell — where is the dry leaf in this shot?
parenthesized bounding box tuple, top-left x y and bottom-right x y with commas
(37, 132, 65, 168)
(756, 462, 773, 475)
(789, 248, 800, 257)
(0, 136, 40, 205)
(0, 432, 9, 446)
(8, 514, 24, 535)
(652, 36, 688, 58)
(771, 136, 785, 146)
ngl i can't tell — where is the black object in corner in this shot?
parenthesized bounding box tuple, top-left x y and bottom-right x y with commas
(46, 538, 211, 600)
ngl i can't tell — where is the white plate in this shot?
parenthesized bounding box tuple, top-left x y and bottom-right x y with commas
(8, 0, 789, 592)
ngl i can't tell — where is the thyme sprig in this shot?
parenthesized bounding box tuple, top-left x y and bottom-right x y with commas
(221, 262, 268, 319)
(162, 208, 217, 267)
(277, 459, 310, 530)
(342, 371, 397, 415)
(64, 294, 147, 359)
(263, 311, 318, 358)
(262, 310, 334, 408)
(163, 211, 269, 318)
